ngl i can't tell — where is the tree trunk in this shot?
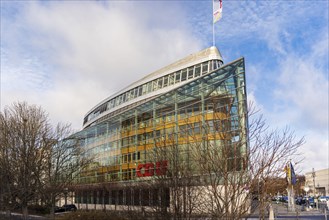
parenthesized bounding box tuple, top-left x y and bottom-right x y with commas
(22, 205, 28, 220)
(50, 194, 56, 220)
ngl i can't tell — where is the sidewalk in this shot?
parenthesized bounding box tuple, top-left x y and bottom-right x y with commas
(273, 203, 324, 216)
(0, 211, 48, 220)
(247, 202, 328, 219)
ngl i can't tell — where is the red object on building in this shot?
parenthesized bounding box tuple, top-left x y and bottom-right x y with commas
(136, 161, 168, 177)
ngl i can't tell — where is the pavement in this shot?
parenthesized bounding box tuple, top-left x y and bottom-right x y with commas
(0, 211, 48, 220)
(274, 203, 323, 215)
(248, 202, 329, 220)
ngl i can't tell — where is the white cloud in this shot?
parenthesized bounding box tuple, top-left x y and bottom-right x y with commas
(1, 1, 203, 130)
(228, 1, 329, 172)
(274, 38, 328, 132)
(265, 32, 328, 172)
(299, 131, 329, 173)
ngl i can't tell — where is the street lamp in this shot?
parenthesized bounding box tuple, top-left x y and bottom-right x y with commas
(64, 188, 68, 205)
(312, 168, 316, 196)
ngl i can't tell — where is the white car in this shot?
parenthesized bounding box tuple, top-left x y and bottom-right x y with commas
(318, 196, 329, 202)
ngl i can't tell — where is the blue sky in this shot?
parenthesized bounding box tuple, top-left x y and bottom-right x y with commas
(1, 1, 328, 173)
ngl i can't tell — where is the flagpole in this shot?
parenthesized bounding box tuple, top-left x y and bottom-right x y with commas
(213, 21, 215, 47)
(212, 0, 215, 47)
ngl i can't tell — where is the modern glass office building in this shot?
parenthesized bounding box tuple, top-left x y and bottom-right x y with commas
(70, 47, 248, 209)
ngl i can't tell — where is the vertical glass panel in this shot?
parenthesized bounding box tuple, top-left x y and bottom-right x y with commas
(188, 67, 194, 79)
(138, 86, 143, 97)
(169, 73, 175, 85)
(153, 80, 158, 91)
(130, 90, 134, 100)
(115, 97, 120, 106)
(194, 64, 201, 77)
(107, 101, 112, 109)
(213, 60, 217, 70)
(119, 95, 123, 105)
(158, 77, 163, 89)
(181, 69, 187, 81)
(142, 84, 148, 95)
(134, 88, 138, 98)
(163, 76, 168, 87)
(175, 71, 181, 83)
(147, 82, 152, 93)
(122, 93, 126, 102)
(202, 61, 209, 75)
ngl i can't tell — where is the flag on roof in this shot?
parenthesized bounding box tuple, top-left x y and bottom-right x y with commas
(213, 0, 223, 23)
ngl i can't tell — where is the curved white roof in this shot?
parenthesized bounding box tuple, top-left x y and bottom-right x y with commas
(83, 46, 223, 128)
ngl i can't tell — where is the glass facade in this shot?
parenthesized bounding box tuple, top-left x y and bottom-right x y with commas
(83, 60, 224, 127)
(71, 57, 247, 207)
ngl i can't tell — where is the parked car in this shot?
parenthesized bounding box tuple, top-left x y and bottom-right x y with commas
(280, 196, 288, 203)
(295, 197, 306, 205)
(304, 196, 315, 207)
(63, 204, 77, 211)
(319, 196, 329, 202)
(54, 206, 65, 213)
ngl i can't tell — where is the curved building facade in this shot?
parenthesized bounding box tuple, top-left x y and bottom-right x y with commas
(70, 47, 248, 210)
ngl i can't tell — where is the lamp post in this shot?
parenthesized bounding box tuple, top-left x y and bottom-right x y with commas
(312, 168, 316, 196)
(64, 188, 68, 206)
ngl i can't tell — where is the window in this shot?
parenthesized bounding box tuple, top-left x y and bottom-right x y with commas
(188, 67, 194, 79)
(169, 73, 175, 85)
(186, 107, 193, 116)
(117, 95, 123, 105)
(132, 152, 141, 160)
(163, 76, 168, 87)
(175, 71, 181, 83)
(147, 82, 152, 93)
(179, 124, 187, 137)
(138, 86, 143, 97)
(122, 93, 126, 102)
(115, 97, 120, 106)
(153, 80, 158, 91)
(179, 109, 186, 119)
(207, 103, 214, 112)
(181, 69, 187, 81)
(194, 64, 201, 77)
(157, 78, 163, 89)
(142, 84, 148, 95)
(207, 120, 214, 132)
(134, 88, 138, 98)
(130, 90, 134, 100)
(213, 60, 217, 70)
(125, 91, 131, 102)
(122, 154, 128, 163)
(193, 104, 199, 114)
(202, 62, 209, 75)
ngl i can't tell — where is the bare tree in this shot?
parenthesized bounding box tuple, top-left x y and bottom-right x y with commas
(0, 102, 93, 219)
(0, 102, 53, 218)
(190, 102, 304, 219)
(41, 123, 94, 218)
(142, 99, 304, 220)
(145, 110, 205, 220)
